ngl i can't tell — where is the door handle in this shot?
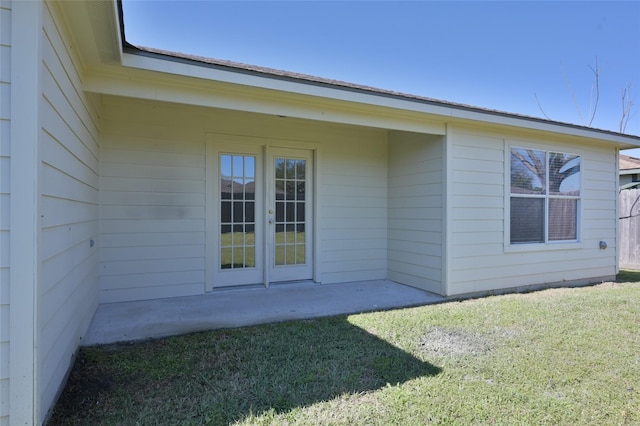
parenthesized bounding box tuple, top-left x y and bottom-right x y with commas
(268, 218, 274, 224)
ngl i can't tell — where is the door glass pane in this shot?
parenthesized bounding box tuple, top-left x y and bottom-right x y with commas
(275, 180, 284, 200)
(296, 160, 305, 179)
(220, 154, 256, 269)
(286, 181, 295, 200)
(245, 156, 255, 178)
(275, 158, 285, 179)
(286, 202, 295, 222)
(296, 245, 305, 264)
(275, 245, 285, 266)
(274, 156, 306, 266)
(286, 159, 296, 179)
(221, 201, 231, 222)
(245, 247, 256, 268)
(220, 248, 232, 269)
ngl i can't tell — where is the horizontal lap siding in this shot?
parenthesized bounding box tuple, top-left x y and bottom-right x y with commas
(387, 132, 443, 293)
(0, 2, 9, 424)
(97, 100, 242, 302)
(101, 97, 389, 299)
(98, 97, 206, 303)
(319, 135, 388, 283)
(38, 3, 100, 420)
(448, 127, 617, 295)
(100, 130, 206, 303)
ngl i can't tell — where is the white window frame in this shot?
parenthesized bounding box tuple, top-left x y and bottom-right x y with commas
(505, 145, 583, 252)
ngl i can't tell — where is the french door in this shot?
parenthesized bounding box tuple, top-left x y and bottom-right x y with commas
(209, 142, 313, 288)
(267, 148, 313, 283)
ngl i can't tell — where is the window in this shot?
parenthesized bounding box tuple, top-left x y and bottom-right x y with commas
(510, 148, 580, 244)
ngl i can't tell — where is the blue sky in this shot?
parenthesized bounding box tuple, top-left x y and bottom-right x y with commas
(122, 1, 640, 154)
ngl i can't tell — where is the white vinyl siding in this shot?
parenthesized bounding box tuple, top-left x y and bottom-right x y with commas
(99, 97, 389, 302)
(37, 3, 100, 420)
(0, 1, 10, 423)
(99, 101, 207, 303)
(319, 133, 388, 284)
(447, 126, 617, 296)
(387, 131, 444, 293)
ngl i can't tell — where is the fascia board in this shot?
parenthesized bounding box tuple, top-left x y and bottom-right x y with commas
(620, 168, 640, 175)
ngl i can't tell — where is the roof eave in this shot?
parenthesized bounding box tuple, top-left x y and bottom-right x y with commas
(621, 168, 640, 175)
(119, 46, 640, 147)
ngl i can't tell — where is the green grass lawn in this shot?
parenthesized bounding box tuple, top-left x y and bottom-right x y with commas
(49, 272, 640, 425)
(220, 232, 305, 268)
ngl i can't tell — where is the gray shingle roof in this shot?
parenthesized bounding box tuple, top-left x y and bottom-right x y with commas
(620, 154, 640, 171)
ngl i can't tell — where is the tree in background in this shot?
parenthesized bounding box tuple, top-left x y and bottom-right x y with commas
(535, 57, 635, 134)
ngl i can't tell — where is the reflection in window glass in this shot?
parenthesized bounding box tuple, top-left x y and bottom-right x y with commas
(510, 148, 545, 194)
(275, 159, 285, 179)
(549, 153, 580, 195)
(274, 156, 306, 266)
(245, 156, 255, 178)
(220, 154, 256, 269)
(510, 148, 580, 244)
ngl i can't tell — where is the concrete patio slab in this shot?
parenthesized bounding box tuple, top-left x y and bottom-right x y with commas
(83, 280, 444, 345)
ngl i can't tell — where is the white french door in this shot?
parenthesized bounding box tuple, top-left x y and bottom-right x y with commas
(267, 148, 313, 283)
(209, 142, 313, 288)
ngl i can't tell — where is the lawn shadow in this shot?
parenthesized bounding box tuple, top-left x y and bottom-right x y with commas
(49, 316, 441, 425)
(616, 269, 640, 283)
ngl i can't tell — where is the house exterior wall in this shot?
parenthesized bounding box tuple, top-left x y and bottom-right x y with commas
(620, 174, 638, 186)
(35, 2, 102, 420)
(388, 131, 444, 293)
(446, 125, 618, 296)
(99, 96, 388, 303)
(319, 127, 388, 284)
(3, 4, 102, 421)
(0, 1, 11, 423)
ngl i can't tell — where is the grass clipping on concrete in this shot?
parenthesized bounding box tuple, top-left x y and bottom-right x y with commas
(50, 275, 640, 425)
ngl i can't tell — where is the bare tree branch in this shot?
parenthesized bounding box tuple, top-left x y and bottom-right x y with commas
(619, 188, 640, 220)
(534, 93, 552, 120)
(587, 57, 600, 127)
(536, 57, 633, 133)
(620, 84, 634, 133)
(561, 63, 584, 125)
(511, 150, 539, 177)
(618, 196, 640, 219)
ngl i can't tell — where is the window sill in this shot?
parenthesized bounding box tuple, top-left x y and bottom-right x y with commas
(504, 241, 582, 253)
